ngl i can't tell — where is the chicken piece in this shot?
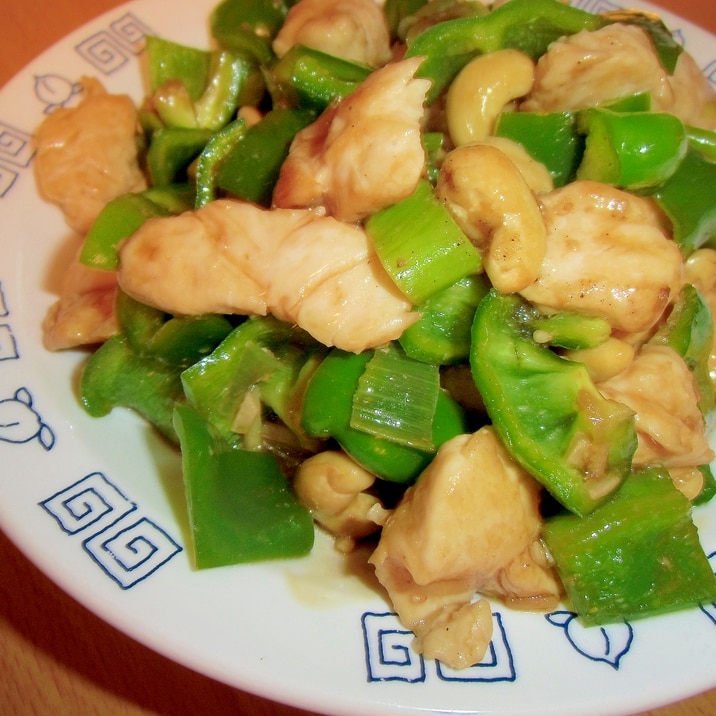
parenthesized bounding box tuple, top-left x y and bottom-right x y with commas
(520, 181, 683, 334)
(521, 23, 716, 129)
(118, 199, 417, 353)
(598, 345, 714, 468)
(273, 0, 392, 67)
(34, 77, 146, 234)
(42, 246, 118, 350)
(272, 57, 430, 222)
(370, 427, 551, 669)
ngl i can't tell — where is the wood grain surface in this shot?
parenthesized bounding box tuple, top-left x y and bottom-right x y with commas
(1, 1, 715, 714)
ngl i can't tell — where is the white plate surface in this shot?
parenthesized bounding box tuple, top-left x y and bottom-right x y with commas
(0, 1, 715, 714)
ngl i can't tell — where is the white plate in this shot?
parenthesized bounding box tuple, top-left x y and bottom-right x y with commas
(0, 1, 715, 714)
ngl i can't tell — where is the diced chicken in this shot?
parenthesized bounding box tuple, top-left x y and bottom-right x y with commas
(598, 345, 714, 468)
(272, 57, 430, 222)
(118, 199, 417, 353)
(273, 0, 392, 67)
(520, 181, 683, 334)
(42, 247, 118, 350)
(369, 427, 557, 669)
(34, 77, 146, 234)
(521, 23, 716, 129)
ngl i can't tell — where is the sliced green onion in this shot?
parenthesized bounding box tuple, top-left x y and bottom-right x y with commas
(350, 343, 440, 450)
(365, 179, 481, 304)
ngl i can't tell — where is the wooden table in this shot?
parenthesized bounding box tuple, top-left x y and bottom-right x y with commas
(1, 1, 715, 714)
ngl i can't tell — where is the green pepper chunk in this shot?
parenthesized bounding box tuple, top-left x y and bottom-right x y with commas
(80, 334, 185, 443)
(495, 111, 582, 187)
(687, 125, 716, 162)
(181, 316, 325, 449)
(384, 0, 428, 38)
(216, 108, 316, 206)
(470, 290, 637, 516)
(266, 44, 372, 111)
(194, 118, 247, 208)
(694, 464, 716, 506)
(649, 284, 715, 414)
(531, 312, 611, 351)
(174, 403, 314, 569)
(302, 348, 467, 483)
(406, 0, 605, 102)
(654, 147, 716, 255)
(146, 35, 212, 100)
(211, 0, 289, 66)
(80, 193, 171, 271)
(576, 108, 687, 190)
(543, 466, 716, 626)
(146, 127, 215, 186)
(399, 274, 489, 364)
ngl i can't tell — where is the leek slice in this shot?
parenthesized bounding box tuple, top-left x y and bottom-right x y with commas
(350, 343, 440, 450)
(365, 179, 481, 304)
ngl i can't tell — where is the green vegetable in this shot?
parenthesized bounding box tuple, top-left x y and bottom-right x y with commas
(649, 284, 715, 414)
(405, 0, 605, 102)
(543, 466, 716, 625)
(181, 316, 324, 449)
(495, 111, 582, 187)
(146, 127, 215, 186)
(216, 108, 316, 206)
(687, 125, 716, 162)
(194, 118, 247, 208)
(350, 343, 441, 450)
(80, 334, 185, 442)
(576, 108, 687, 190)
(80, 193, 172, 271)
(174, 403, 314, 568)
(365, 179, 481, 304)
(694, 464, 716, 506)
(193, 51, 252, 130)
(266, 44, 372, 111)
(146, 35, 212, 100)
(470, 290, 637, 515)
(398, 0, 489, 44)
(302, 348, 467, 482)
(399, 274, 488, 364)
(654, 147, 716, 255)
(384, 0, 428, 38)
(531, 312, 612, 351)
(210, 0, 289, 65)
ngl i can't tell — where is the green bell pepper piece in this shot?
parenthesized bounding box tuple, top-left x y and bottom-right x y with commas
(216, 108, 316, 206)
(181, 316, 325, 448)
(174, 403, 314, 569)
(399, 274, 489, 365)
(653, 147, 716, 255)
(194, 118, 247, 208)
(649, 283, 715, 414)
(146, 127, 215, 186)
(302, 348, 467, 483)
(405, 0, 605, 102)
(687, 125, 716, 162)
(398, 0, 489, 44)
(470, 290, 637, 516)
(266, 44, 372, 111)
(210, 0, 289, 66)
(576, 108, 687, 190)
(80, 334, 185, 443)
(495, 111, 582, 187)
(80, 193, 172, 271)
(531, 311, 611, 351)
(146, 35, 212, 100)
(543, 465, 716, 626)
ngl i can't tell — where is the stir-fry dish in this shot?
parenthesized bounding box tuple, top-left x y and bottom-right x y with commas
(34, 0, 716, 669)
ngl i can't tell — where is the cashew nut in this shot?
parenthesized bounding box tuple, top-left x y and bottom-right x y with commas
(435, 143, 547, 294)
(446, 48, 535, 146)
(293, 450, 390, 543)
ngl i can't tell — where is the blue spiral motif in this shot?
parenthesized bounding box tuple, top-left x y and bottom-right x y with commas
(83, 517, 182, 589)
(362, 612, 426, 682)
(75, 31, 129, 75)
(39, 472, 136, 535)
(110, 13, 154, 54)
